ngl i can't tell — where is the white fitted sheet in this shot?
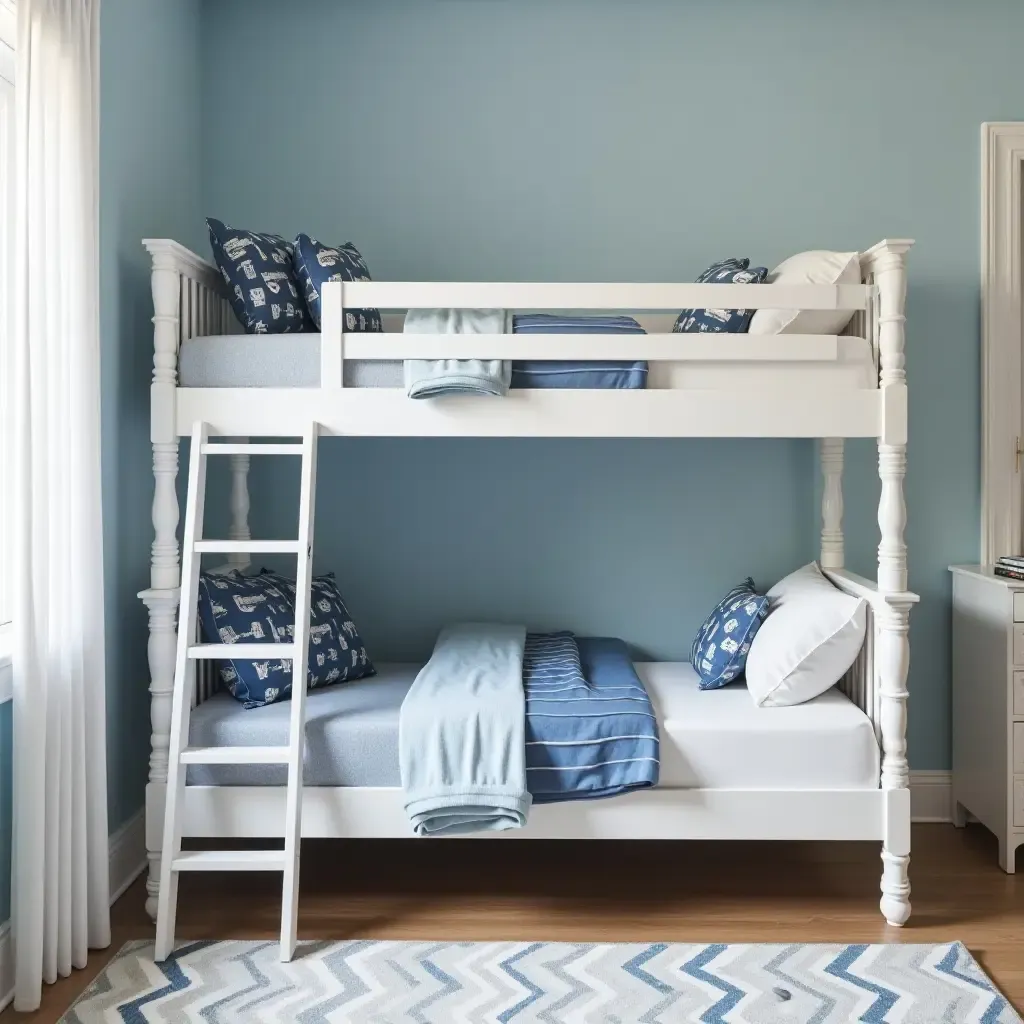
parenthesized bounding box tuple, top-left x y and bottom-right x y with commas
(643, 663, 880, 790)
(188, 661, 879, 790)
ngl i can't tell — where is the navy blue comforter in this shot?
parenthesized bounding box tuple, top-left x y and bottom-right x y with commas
(511, 315, 648, 389)
(524, 633, 660, 803)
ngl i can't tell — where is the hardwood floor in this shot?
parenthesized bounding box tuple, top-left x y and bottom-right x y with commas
(6, 822, 1023, 1022)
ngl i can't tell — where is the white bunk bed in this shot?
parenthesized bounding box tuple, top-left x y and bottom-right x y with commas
(139, 237, 917, 930)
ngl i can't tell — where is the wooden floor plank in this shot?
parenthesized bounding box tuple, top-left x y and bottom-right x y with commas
(6, 823, 1023, 1022)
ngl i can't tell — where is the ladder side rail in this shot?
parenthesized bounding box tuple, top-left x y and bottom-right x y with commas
(279, 422, 319, 960)
(154, 422, 209, 960)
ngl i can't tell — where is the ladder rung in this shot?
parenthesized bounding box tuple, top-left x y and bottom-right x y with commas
(180, 746, 291, 765)
(188, 643, 298, 660)
(172, 850, 286, 872)
(194, 540, 302, 554)
(200, 443, 304, 455)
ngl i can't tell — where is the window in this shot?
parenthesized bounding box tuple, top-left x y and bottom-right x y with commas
(0, 0, 13, 628)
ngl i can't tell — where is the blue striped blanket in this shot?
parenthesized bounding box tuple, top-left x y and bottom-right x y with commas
(524, 633, 660, 803)
(511, 314, 648, 390)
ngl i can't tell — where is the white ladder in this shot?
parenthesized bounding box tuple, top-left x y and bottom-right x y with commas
(154, 421, 319, 963)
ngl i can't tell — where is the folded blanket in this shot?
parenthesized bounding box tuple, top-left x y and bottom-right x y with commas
(403, 308, 513, 398)
(525, 633, 660, 803)
(511, 314, 649, 390)
(399, 623, 530, 834)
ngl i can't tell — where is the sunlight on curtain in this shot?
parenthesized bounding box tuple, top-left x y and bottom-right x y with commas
(10, 0, 110, 1010)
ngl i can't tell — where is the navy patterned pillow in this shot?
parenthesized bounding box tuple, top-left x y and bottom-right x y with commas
(292, 234, 383, 333)
(258, 568, 374, 688)
(674, 258, 769, 334)
(207, 218, 313, 335)
(690, 577, 770, 690)
(196, 570, 374, 709)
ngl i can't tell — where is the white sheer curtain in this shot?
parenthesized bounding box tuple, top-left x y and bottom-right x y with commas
(11, 0, 110, 1010)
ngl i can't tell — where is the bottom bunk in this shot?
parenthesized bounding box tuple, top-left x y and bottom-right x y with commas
(146, 562, 914, 927)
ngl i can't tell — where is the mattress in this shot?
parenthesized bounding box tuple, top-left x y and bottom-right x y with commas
(178, 331, 876, 390)
(178, 316, 648, 390)
(187, 661, 879, 790)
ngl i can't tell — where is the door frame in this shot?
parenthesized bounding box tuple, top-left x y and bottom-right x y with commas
(981, 122, 1024, 563)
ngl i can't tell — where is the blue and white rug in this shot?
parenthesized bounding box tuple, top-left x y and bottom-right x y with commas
(60, 939, 1019, 1023)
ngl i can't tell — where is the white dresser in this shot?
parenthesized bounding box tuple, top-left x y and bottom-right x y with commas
(950, 565, 1024, 872)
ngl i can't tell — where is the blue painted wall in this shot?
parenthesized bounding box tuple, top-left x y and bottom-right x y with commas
(100, 0, 204, 832)
(196, 0, 1012, 770)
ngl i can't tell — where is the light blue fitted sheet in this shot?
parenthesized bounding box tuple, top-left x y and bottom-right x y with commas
(187, 665, 416, 787)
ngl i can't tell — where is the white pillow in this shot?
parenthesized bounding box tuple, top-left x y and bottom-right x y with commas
(748, 250, 861, 336)
(745, 562, 867, 707)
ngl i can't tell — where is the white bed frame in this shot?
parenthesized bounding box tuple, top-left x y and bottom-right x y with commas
(138, 238, 918, 927)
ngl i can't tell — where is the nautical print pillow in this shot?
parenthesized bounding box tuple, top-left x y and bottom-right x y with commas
(197, 570, 298, 708)
(690, 577, 770, 690)
(291, 234, 383, 333)
(673, 258, 769, 335)
(258, 569, 375, 688)
(207, 218, 313, 335)
(196, 570, 374, 709)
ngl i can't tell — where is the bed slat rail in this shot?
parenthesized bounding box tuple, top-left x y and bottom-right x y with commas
(336, 281, 873, 310)
(335, 333, 846, 361)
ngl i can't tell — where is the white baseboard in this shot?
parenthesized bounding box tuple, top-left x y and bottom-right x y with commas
(909, 769, 953, 822)
(0, 922, 10, 1013)
(0, 808, 146, 1012)
(108, 808, 148, 904)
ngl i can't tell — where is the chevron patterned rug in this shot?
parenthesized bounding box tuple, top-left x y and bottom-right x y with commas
(59, 939, 1018, 1023)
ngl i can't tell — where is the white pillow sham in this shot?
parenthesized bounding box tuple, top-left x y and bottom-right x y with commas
(748, 250, 861, 336)
(744, 562, 867, 708)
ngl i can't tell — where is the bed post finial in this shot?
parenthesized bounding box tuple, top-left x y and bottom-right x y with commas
(862, 239, 914, 927)
(820, 438, 844, 569)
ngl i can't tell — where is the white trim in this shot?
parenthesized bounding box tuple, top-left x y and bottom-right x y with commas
(981, 123, 1024, 563)
(0, 921, 10, 1013)
(909, 770, 953, 822)
(108, 809, 147, 904)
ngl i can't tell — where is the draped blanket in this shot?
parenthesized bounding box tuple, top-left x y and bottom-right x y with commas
(399, 624, 530, 834)
(403, 308, 513, 398)
(524, 634, 660, 803)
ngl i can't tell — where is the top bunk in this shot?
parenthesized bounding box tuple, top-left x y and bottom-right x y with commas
(143, 237, 912, 441)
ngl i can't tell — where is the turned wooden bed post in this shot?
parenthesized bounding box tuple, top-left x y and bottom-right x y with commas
(863, 238, 915, 927)
(820, 438, 844, 570)
(228, 449, 252, 570)
(139, 243, 183, 919)
(139, 239, 242, 919)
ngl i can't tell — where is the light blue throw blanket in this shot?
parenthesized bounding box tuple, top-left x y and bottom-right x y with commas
(403, 308, 513, 398)
(399, 623, 530, 835)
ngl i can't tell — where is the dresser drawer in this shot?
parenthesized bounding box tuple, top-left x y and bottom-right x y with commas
(1016, 724, 1024, 773)
(1016, 673, 1024, 717)
(1014, 592, 1024, 622)
(1014, 627, 1024, 666)
(1016, 779, 1024, 828)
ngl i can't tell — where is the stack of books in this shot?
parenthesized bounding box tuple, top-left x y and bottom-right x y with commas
(994, 556, 1024, 580)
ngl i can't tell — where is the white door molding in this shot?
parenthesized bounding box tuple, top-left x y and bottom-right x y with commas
(981, 123, 1024, 564)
